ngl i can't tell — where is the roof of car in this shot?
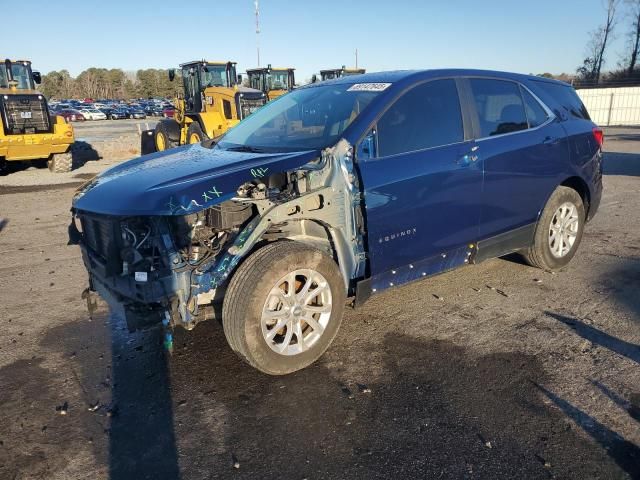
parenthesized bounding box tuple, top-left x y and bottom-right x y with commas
(313, 69, 570, 87)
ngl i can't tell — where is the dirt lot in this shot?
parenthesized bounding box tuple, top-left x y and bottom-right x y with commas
(0, 128, 638, 480)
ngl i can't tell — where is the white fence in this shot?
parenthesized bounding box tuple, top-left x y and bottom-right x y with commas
(576, 86, 640, 126)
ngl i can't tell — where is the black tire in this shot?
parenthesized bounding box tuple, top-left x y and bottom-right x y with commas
(523, 186, 585, 271)
(222, 241, 346, 375)
(186, 122, 208, 144)
(47, 152, 73, 173)
(154, 120, 178, 151)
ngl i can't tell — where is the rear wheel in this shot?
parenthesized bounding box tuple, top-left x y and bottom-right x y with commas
(187, 122, 207, 144)
(222, 241, 346, 375)
(47, 152, 73, 173)
(523, 186, 585, 270)
(154, 121, 178, 151)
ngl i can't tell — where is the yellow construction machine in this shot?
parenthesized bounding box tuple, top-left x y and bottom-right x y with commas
(313, 66, 366, 83)
(0, 59, 74, 173)
(246, 65, 295, 101)
(153, 60, 267, 151)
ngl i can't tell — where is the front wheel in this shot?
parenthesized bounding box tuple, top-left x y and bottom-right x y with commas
(523, 186, 585, 270)
(187, 122, 208, 144)
(47, 152, 73, 173)
(222, 241, 346, 375)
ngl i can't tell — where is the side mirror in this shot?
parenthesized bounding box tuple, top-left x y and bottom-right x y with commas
(357, 130, 377, 161)
(311, 74, 317, 84)
(237, 74, 243, 84)
(168, 69, 175, 82)
(32, 71, 42, 84)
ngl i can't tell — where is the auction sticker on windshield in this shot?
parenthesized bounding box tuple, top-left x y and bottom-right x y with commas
(347, 83, 392, 92)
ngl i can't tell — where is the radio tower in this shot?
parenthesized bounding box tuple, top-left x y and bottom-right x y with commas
(255, 0, 260, 67)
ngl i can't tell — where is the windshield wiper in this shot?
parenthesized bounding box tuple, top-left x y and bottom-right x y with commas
(225, 145, 266, 153)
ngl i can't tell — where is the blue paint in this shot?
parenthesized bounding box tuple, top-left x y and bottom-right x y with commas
(72, 144, 319, 216)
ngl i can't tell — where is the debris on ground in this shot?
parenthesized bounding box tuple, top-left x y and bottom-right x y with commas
(55, 401, 68, 415)
(232, 453, 240, 469)
(357, 384, 372, 393)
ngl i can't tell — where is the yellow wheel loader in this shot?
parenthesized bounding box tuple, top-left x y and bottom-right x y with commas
(152, 61, 267, 152)
(0, 59, 74, 173)
(312, 66, 366, 83)
(246, 65, 295, 101)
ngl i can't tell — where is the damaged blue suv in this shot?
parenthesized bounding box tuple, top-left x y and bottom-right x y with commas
(70, 70, 603, 374)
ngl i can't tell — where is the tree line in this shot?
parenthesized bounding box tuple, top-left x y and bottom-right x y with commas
(40, 68, 183, 100)
(576, 0, 640, 85)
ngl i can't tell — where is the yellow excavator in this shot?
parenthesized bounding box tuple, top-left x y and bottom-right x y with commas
(246, 65, 295, 101)
(153, 60, 267, 151)
(0, 58, 74, 173)
(313, 66, 366, 83)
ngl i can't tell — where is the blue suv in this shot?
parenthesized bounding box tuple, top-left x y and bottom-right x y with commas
(70, 69, 603, 374)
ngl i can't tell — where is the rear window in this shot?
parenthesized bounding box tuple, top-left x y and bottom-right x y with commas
(532, 81, 590, 121)
(469, 79, 528, 137)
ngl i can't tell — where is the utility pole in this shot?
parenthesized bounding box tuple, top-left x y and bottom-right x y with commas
(255, 0, 260, 67)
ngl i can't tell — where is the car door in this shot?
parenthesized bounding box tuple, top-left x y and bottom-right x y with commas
(465, 78, 568, 245)
(357, 78, 483, 280)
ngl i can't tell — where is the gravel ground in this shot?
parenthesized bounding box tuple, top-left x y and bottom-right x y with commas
(0, 119, 157, 187)
(0, 128, 638, 480)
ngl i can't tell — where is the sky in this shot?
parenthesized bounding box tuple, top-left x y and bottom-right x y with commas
(2, 0, 633, 82)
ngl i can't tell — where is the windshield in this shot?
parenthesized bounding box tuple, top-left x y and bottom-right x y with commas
(0, 62, 35, 89)
(269, 71, 290, 90)
(218, 83, 380, 152)
(201, 65, 229, 88)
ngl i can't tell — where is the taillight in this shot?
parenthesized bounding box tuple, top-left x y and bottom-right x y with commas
(592, 127, 604, 149)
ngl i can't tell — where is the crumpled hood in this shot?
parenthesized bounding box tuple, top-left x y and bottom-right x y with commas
(72, 143, 319, 216)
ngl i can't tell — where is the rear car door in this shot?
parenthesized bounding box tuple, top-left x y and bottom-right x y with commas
(465, 78, 569, 245)
(357, 78, 482, 279)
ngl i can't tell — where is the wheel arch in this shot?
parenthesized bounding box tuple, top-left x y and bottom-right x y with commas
(559, 176, 591, 218)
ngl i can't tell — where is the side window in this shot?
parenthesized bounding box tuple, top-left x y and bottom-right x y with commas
(469, 79, 528, 137)
(533, 81, 591, 121)
(521, 88, 549, 128)
(377, 79, 463, 157)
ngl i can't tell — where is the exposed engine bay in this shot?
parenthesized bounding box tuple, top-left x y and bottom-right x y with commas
(70, 140, 367, 338)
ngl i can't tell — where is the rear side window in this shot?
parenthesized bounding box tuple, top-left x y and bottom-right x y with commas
(522, 88, 549, 128)
(469, 79, 528, 137)
(533, 81, 590, 120)
(377, 79, 463, 157)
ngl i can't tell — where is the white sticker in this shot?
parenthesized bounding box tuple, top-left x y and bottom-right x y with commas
(347, 83, 392, 92)
(134, 271, 148, 282)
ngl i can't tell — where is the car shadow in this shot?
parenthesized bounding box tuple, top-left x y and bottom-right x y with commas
(31, 302, 640, 479)
(603, 151, 640, 177)
(545, 311, 640, 364)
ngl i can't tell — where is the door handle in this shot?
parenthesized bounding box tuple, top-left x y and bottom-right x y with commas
(543, 136, 559, 145)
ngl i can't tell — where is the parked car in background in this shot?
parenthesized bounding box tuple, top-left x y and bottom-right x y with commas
(57, 109, 86, 122)
(79, 108, 107, 120)
(104, 108, 128, 120)
(70, 69, 603, 375)
(162, 106, 175, 118)
(144, 105, 164, 117)
(126, 107, 147, 119)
